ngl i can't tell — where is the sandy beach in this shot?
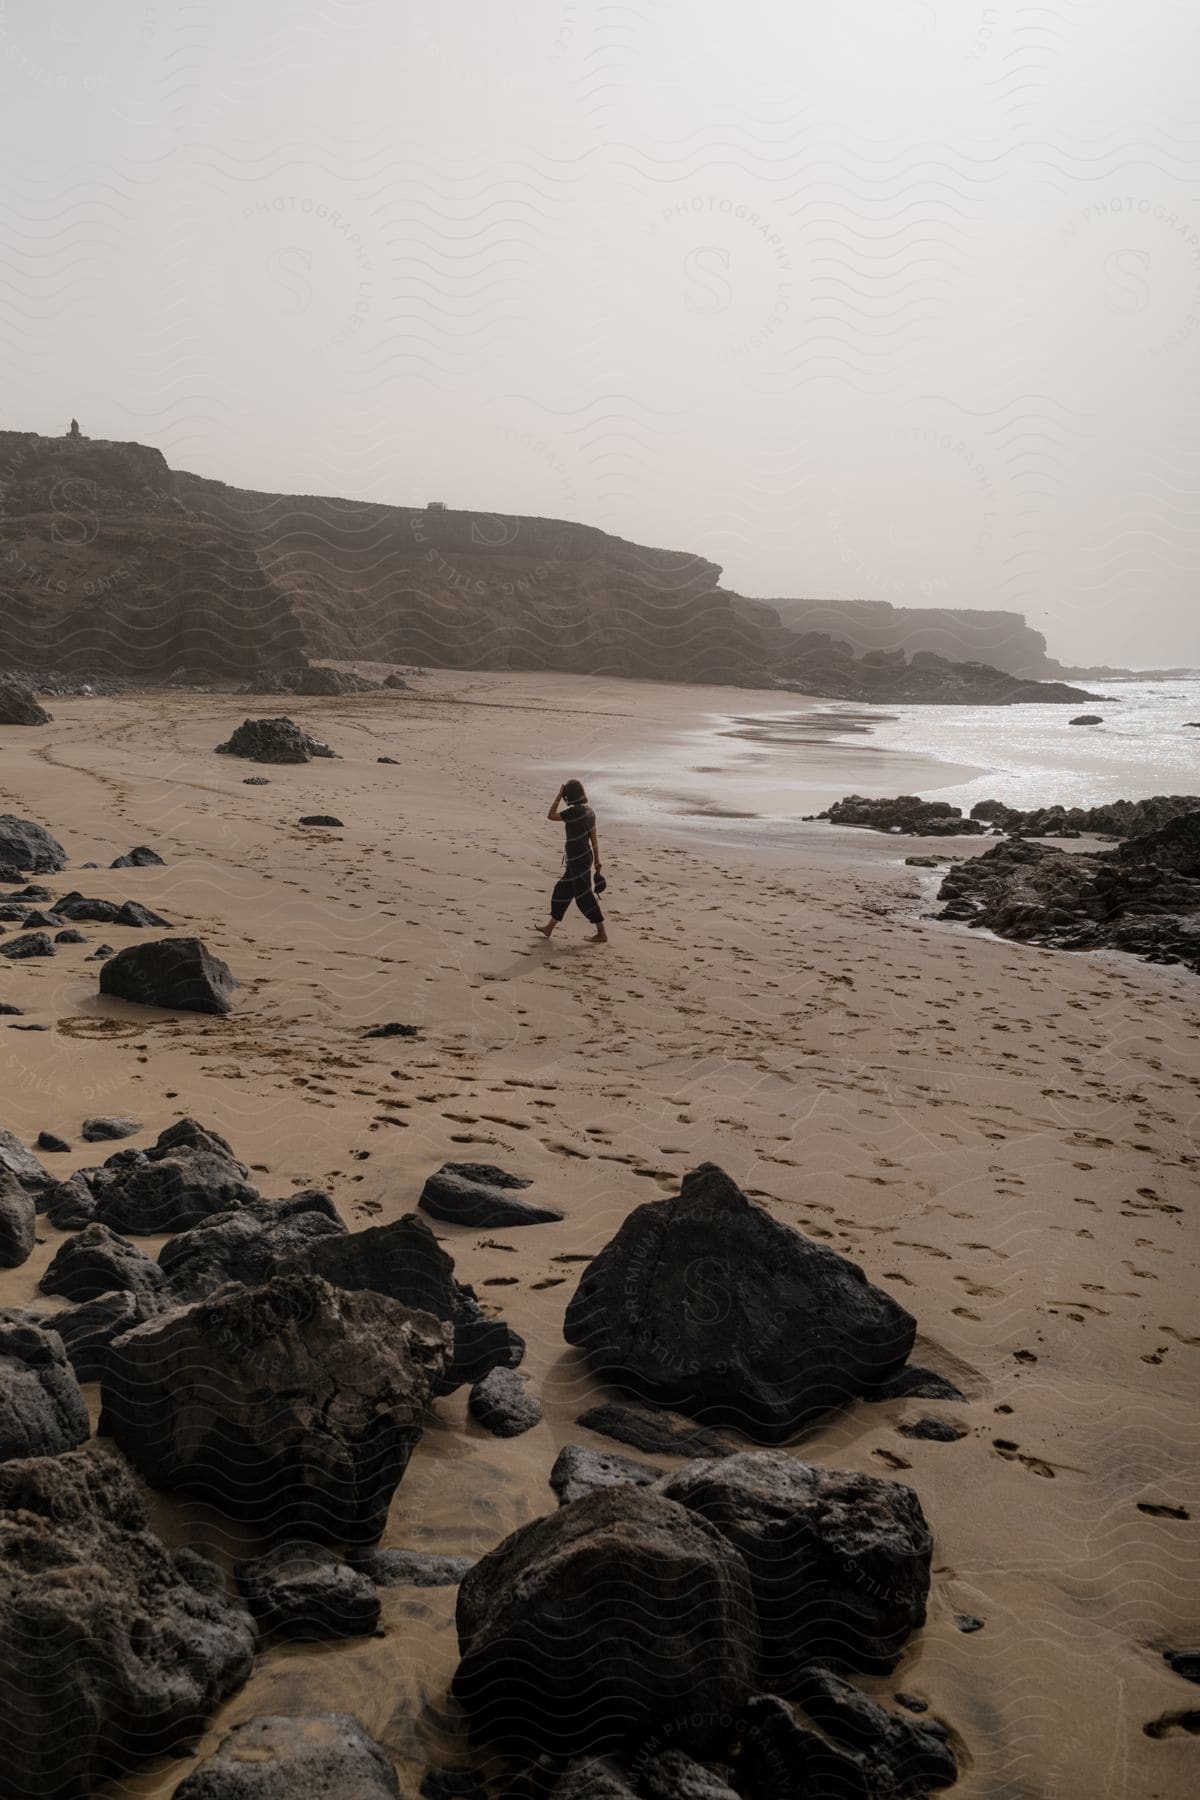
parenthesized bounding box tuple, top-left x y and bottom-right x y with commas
(2, 672, 1198, 1799)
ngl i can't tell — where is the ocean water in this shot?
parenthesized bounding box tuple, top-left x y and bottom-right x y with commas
(594, 678, 1200, 836)
(860, 677, 1200, 811)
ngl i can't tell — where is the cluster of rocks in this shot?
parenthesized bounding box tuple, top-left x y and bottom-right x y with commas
(819, 790, 1200, 844)
(936, 809, 1200, 974)
(215, 717, 338, 763)
(0, 680, 52, 726)
(818, 796, 986, 836)
(237, 660, 408, 698)
(0, 1136, 971, 1796)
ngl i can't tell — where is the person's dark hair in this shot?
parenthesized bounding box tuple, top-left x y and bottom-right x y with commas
(562, 778, 587, 804)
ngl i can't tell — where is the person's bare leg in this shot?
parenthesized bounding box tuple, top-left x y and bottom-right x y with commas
(588, 925, 608, 944)
(536, 920, 557, 937)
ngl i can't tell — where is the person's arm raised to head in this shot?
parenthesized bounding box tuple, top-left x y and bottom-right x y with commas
(548, 785, 564, 821)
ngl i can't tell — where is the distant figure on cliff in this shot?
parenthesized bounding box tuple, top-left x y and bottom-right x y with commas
(537, 778, 607, 944)
(68, 418, 80, 438)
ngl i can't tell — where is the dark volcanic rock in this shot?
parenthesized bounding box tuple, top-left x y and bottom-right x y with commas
(1070, 714, 1103, 725)
(0, 928, 54, 959)
(453, 1485, 758, 1758)
(550, 1442, 663, 1507)
(468, 1366, 542, 1437)
(0, 1126, 53, 1196)
(110, 845, 165, 867)
(0, 816, 67, 872)
(43, 1172, 99, 1229)
(550, 1762, 636, 1799)
(735, 1675, 957, 1800)
(969, 792, 1200, 839)
(39, 1220, 168, 1301)
(101, 1273, 450, 1542)
(350, 1547, 475, 1587)
(0, 1451, 254, 1799)
(94, 1148, 258, 1234)
(0, 1311, 90, 1460)
(364, 1020, 420, 1037)
(298, 813, 344, 827)
(55, 891, 173, 926)
(286, 1211, 525, 1392)
(81, 1113, 142, 1142)
(215, 716, 337, 762)
(52, 1288, 171, 1382)
(655, 1452, 932, 1682)
(1164, 1648, 1200, 1683)
(0, 1171, 36, 1268)
(158, 1189, 345, 1299)
(99, 936, 238, 1013)
(148, 1115, 244, 1166)
(819, 794, 985, 836)
(578, 1401, 741, 1459)
(420, 1160, 563, 1227)
(55, 927, 87, 943)
(936, 817, 1200, 974)
(0, 680, 52, 725)
(897, 1415, 967, 1442)
(235, 1542, 380, 1639)
(564, 1163, 917, 1440)
(175, 1714, 400, 1799)
(638, 1751, 740, 1798)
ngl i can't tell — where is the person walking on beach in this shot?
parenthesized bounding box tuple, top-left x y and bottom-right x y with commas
(537, 778, 608, 944)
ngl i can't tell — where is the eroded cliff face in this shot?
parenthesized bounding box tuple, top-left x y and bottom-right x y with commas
(0, 433, 1096, 701)
(763, 596, 1058, 679)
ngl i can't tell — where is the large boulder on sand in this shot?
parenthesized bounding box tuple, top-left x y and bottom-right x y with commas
(94, 1148, 258, 1234)
(0, 681, 51, 726)
(0, 1125, 53, 1197)
(39, 1220, 168, 1300)
(100, 1273, 450, 1543)
(0, 1311, 90, 1462)
(215, 717, 337, 762)
(0, 1450, 254, 1798)
(0, 1170, 35, 1268)
(453, 1485, 758, 1759)
(563, 1164, 917, 1440)
(175, 1714, 399, 1800)
(99, 937, 238, 1014)
(0, 815, 67, 873)
(158, 1189, 344, 1299)
(284, 1211, 525, 1392)
(655, 1453, 932, 1680)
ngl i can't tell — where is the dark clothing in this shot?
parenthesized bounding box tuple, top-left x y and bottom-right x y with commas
(551, 801, 603, 923)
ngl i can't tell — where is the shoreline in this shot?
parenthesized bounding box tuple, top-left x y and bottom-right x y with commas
(0, 672, 1196, 1800)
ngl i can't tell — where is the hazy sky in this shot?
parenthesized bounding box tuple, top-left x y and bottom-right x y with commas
(3, 1, 1198, 666)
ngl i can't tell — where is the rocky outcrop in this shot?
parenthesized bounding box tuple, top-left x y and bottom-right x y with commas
(235, 1543, 380, 1639)
(0, 816, 67, 873)
(52, 1288, 170, 1382)
(215, 717, 337, 762)
(99, 937, 238, 1014)
(174, 1714, 400, 1799)
(110, 845, 164, 867)
(285, 1211, 525, 1392)
(54, 891, 172, 926)
(101, 1273, 450, 1541)
(0, 681, 51, 725)
(966, 793, 1200, 839)
(0, 1311, 91, 1461)
(549, 1443, 663, 1507)
(158, 1189, 344, 1298)
(468, 1366, 542, 1437)
(293, 664, 378, 695)
(0, 1126, 53, 1197)
(937, 817, 1200, 973)
(655, 1453, 932, 1680)
(564, 1163, 917, 1439)
(820, 795, 986, 836)
(0, 1450, 254, 1799)
(735, 1679, 957, 1800)
(0, 1171, 35, 1268)
(93, 1147, 258, 1234)
(419, 1160, 563, 1227)
(39, 1220, 168, 1300)
(453, 1485, 759, 1758)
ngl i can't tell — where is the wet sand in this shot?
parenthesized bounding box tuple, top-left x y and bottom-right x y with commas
(1, 671, 1197, 1799)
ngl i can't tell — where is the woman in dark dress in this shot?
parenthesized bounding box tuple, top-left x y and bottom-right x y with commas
(536, 778, 608, 944)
